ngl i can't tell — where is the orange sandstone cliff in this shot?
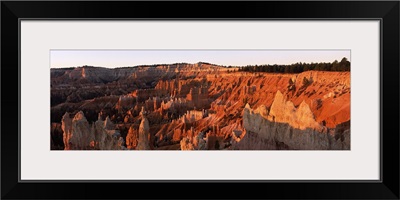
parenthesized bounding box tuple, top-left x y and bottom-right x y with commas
(51, 64, 350, 150)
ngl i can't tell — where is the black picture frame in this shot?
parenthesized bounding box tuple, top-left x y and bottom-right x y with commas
(1, 1, 399, 199)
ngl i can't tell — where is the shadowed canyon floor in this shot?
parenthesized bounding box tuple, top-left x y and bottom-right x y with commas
(51, 63, 350, 150)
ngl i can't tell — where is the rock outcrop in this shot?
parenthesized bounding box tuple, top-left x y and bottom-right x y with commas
(93, 115, 125, 150)
(52, 64, 351, 151)
(179, 131, 207, 150)
(180, 137, 195, 150)
(125, 125, 139, 150)
(136, 108, 151, 150)
(62, 111, 125, 150)
(268, 91, 322, 131)
(62, 111, 94, 150)
(241, 91, 349, 150)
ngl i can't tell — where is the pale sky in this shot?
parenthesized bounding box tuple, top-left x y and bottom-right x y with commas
(50, 50, 350, 68)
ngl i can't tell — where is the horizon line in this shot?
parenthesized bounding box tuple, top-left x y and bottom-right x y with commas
(51, 58, 350, 69)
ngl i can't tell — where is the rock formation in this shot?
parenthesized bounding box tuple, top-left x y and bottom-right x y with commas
(93, 115, 125, 150)
(62, 111, 94, 150)
(62, 111, 125, 150)
(125, 125, 139, 150)
(136, 107, 151, 150)
(52, 63, 350, 151)
(180, 137, 195, 150)
(268, 91, 322, 131)
(241, 92, 349, 150)
(61, 112, 73, 150)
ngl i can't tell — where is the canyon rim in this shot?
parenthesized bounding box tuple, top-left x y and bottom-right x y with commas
(50, 50, 350, 150)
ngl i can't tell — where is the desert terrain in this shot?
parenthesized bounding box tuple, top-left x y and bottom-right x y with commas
(51, 62, 350, 150)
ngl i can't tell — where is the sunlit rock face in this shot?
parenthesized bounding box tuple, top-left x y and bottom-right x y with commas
(268, 91, 322, 131)
(52, 64, 351, 151)
(61, 112, 73, 150)
(180, 137, 195, 150)
(62, 111, 125, 150)
(241, 91, 350, 150)
(126, 125, 139, 150)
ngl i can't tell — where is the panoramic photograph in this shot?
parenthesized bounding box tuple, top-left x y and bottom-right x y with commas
(50, 50, 350, 150)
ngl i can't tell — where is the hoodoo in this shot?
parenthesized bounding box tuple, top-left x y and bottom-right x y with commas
(52, 61, 350, 150)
